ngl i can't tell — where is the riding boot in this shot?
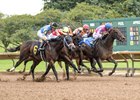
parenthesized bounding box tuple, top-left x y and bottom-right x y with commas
(38, 41, 45, 51)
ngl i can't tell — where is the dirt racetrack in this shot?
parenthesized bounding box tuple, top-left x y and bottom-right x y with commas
(0, 72, 140, 100)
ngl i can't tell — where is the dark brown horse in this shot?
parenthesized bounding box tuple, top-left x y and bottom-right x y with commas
(74, 28, 125, 76)
(7, 35, 80, 81)
(10, 35, 91, 80)
(70, 34, 103, 76)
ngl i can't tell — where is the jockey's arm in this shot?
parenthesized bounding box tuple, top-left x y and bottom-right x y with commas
(93, 29, 102, 39)
(37, 31, 48, 41)
(47, 33, 58, 40)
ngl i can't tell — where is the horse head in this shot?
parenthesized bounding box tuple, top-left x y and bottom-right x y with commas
(62, 35, 76, 51)
(72, 34, 83, 46)
(108, 28, 125, 42)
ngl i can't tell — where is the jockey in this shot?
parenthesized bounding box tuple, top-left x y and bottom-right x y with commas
(37, 22, 58, 51)
(51, 26, 70, 37)
(73, 24, 90, 38)
(93, 22, 112, 39)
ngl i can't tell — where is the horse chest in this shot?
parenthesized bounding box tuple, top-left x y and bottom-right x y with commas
(101, 52, 112, 60)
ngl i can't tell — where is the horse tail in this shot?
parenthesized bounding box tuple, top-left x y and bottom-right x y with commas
(7, 45, 21, 52)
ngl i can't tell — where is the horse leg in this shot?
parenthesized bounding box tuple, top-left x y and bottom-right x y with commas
(58, 61, 65, 79)
(76, 59, 81, 70)
(19, 59, 28, 73)
(7, 55, 28, 72)
(51, 64, 59, 82)
(65, 62, 69, 80)
(107, 57, 118, 76)
(79, 59, 91, 74)
(23, 61, 40, 81)
(90, 58, 103, 77)
(39, 64, 51, 81)
(19, 57, 33, 73)
(31, 61, 40, 80)
(77, 49, 91, 73)
(62, 55, 80, 73)
(90, 58, 97, 71)
(95, 58, 104, 72)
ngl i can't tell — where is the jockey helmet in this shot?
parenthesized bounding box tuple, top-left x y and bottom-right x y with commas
(83, 24, 89, 30)
(105, 23, 112, 29)
(62, 27, 69, 33)
(51, 22, 58, 28)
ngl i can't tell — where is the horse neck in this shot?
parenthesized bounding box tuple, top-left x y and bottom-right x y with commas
(54, 40, 64, 51)
(48, 39, 64, 52)
(102, 34, 114, 50)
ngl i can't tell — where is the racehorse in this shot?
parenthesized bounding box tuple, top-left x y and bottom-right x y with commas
(74, 28, 125, 76)
(9, 35, 90, 80)
(7, 35, 80, 81)
(71, 34, 103, 76)
(91, 28, 125, 75)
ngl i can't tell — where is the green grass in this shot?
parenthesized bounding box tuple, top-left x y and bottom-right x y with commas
(0, 59, 139, 72)
(0, 60, 62, 72)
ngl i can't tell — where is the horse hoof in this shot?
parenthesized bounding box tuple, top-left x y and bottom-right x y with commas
(130, 74, 134, 77)
(78, 70, 81, 73)
(108, 72, 113, 76)
(90, 69, 97, 72)
(99, 73, 103, 77)
(98, 69, 104, 72)
(6, 69, 10, 72)
(125, 73, 129, 77)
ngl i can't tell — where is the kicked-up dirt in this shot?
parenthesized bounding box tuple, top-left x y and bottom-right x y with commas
(0, 72, 140, 100)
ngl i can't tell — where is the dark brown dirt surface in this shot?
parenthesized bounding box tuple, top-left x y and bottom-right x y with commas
(0, 72, 140, 100)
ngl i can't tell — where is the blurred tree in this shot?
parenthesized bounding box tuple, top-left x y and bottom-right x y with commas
(0, 12, 4, 19)
(123, 0, 140, 17)
(62, 3, 122, 25)
(43, 0, 95, 11)
(0, 15, 35, 51)
(10, 29, 37, 45)
(35, 8, 62, 28)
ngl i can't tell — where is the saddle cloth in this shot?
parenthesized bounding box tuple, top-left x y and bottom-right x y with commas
(79, 37, 95, 47)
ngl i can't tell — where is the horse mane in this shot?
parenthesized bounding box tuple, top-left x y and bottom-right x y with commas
(101, 33, 109, 40)
(48, 36, 62, 42)
(108, 28, 118, 33)
(101, 28, 118, 40)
